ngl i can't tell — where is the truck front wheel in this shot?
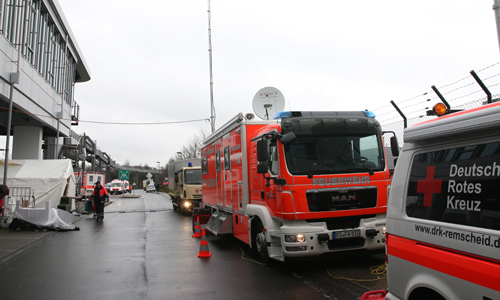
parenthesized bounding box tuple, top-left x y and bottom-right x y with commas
(252, 220, 269, 263)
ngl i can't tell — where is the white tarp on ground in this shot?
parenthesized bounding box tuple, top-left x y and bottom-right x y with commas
(10, 201, 76, 231)
(0, 159, 76, 209)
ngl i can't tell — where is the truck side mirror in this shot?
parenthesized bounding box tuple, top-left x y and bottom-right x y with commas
(257, 140, 268, 161)
(279, 132, 296, 145)
(257, 163, 268, 174)
(390, 136, 400, 157)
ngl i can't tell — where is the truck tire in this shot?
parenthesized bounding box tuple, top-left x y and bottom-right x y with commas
(252, 220, 269, 263)
(177, 199, 185, 214)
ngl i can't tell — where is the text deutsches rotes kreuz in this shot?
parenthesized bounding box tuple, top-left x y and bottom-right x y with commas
(446, 162, 500, 212)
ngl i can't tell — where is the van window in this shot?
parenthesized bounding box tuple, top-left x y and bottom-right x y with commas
(224, 146, 230, 170)
(216, 150, 221, 172)
(406, 141, 500, 230)
(268, 140, 279, 176)
(202, 157, 208, 175)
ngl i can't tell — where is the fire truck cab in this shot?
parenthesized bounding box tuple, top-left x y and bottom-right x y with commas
(385, 102, 500, 300)
(201, 111, 398, 262)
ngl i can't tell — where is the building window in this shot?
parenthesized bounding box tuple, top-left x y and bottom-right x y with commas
(2, 0, 78, 98)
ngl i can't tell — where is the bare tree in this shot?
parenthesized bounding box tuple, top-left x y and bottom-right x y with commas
(175, 129, 209, 160)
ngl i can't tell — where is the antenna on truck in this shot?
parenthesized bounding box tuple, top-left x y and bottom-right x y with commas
(252, 87, 286, 120)
(207, 0, 216, 132)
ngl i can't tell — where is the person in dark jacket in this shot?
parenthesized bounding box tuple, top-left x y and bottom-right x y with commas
(90, 181, 108, 221)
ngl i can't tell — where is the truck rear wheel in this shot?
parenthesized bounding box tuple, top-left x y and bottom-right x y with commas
(252, 220, 269, 263)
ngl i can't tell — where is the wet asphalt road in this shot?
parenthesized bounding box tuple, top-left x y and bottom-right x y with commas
(0, 191, 385, 300)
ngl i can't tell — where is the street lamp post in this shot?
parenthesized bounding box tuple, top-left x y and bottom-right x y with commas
(156, 161, 160, 183)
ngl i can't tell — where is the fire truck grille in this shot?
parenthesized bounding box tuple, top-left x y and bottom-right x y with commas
(306, 215, 376, 230)
(192, 195, 203, 199)
(306, 188, 377, 212)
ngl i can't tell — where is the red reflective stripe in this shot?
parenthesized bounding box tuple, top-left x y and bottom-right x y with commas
(388, 234, 500, 292)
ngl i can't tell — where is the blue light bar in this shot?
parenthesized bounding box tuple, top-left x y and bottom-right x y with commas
(363, 111, 376, 118)
(273, 111, 292, 119)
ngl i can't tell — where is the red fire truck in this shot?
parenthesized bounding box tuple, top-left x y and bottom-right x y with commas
(74, 171, 106, 199)
(200, 111, 399, 262)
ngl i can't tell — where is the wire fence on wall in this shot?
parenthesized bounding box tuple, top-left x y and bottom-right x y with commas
(372, 62, 500, 148)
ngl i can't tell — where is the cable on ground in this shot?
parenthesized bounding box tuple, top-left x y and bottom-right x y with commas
(326, 262, 386, 282)
(222, 235, 267, 266)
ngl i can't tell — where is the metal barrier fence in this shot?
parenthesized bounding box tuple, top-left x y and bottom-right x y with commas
(3, 187, 35, 217)
(372, 62, 500, 148)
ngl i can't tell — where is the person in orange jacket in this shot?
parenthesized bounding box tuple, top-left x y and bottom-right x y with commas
(90, 181, 108, 222)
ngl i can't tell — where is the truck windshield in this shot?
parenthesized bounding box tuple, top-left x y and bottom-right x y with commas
(111, 183, 121, 187)
(284, 134, 385, 175)
(185, 169, 202, 184)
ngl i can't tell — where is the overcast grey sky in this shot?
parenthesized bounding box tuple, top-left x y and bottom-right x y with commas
(56, 0, 500, 168)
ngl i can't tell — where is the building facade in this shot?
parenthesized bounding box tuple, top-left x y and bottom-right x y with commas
(0, 0, 89, 159)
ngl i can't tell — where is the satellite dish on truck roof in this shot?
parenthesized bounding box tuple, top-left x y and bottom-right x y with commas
(252, 87, 285, 120)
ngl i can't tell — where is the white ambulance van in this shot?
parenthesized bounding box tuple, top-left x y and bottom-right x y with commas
(385, 102, 500, 300)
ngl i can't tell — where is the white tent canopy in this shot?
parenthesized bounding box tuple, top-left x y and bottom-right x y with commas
(0, 159, 76, 209)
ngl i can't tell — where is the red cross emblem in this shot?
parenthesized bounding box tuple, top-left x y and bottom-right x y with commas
(417, 166, 442, 207)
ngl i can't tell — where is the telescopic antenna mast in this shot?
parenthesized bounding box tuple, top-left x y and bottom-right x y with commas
(207, 0, 216, 133)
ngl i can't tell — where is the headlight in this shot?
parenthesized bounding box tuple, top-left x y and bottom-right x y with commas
(383, 227, 386, 234)
(296, 234, 305, 243)
(285, 234, 306, 243)
(183, 201, 192, 208)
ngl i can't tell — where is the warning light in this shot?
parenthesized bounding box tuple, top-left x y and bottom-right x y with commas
(433, 103, 447, 116)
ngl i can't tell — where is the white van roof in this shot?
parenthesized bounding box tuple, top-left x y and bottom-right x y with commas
(405, 102, 500, 143)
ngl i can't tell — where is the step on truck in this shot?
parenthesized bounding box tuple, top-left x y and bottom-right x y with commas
(167, 159, 202, 214)
(375, 101, 500, 300)
(200, 111, 399, 262)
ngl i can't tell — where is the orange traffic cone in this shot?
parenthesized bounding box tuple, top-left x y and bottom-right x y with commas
(197, 229, 211, 258)
(192, 216, 202, 238)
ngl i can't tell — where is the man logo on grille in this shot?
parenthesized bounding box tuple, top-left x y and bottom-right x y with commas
(332, 195, 356, 202)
